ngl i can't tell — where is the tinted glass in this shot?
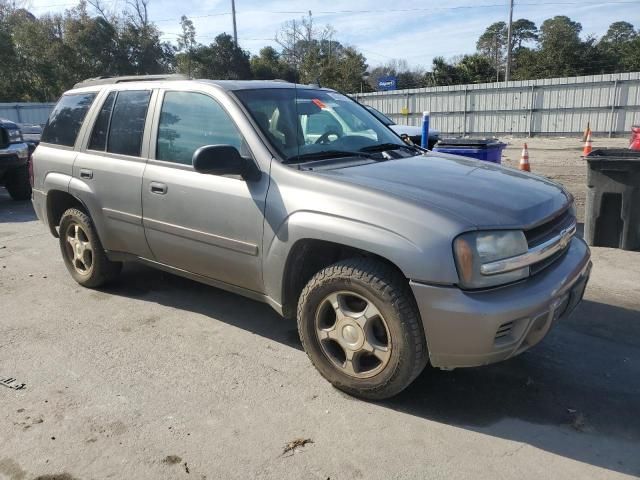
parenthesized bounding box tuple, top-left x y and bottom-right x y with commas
(107, 90, 151, 157)
(41, 93, 96, 147)
(157, 91, 245, 165)
(88, 92, 116, 151)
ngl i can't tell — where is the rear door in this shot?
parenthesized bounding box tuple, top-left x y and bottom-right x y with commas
(141, 88, 269, 293)
(72, 88, 155, 258)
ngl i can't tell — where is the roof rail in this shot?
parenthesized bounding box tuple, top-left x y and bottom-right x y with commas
(73, 74, 189, 89)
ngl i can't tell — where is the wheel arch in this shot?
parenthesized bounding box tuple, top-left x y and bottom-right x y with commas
(263, 211, 425, 319)
(45, 189, 90, 238)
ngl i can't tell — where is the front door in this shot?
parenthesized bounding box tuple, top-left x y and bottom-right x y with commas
(141, 90, 268, 293)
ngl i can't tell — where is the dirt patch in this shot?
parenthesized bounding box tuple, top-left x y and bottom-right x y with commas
(163, 455, 182, 465)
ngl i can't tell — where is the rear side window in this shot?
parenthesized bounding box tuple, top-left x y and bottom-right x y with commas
(156, 91, 245, 165)
(41, 93, 96, 147)
(98, 90, 152, 157)
(88, 92, 116, 151)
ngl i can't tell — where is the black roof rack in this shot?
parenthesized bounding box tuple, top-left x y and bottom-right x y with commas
(73, 74, 189, 89)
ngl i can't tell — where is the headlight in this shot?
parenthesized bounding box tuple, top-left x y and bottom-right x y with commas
(453, 230, 529, 289)
(8, 129, 23, 143)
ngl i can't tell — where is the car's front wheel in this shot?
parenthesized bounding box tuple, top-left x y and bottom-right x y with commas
(297, 258, 428, 400)
(5, 165, 31, 201)
(59, 208, 122, 288)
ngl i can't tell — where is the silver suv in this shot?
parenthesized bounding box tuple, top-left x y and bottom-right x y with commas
(32, 76, 591, 399)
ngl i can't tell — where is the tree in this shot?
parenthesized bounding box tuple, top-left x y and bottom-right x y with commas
(331, 45, 368, 92)
(598, 21, 638, 72)
(456, 54, 497, 84)
(536, 15, 584, 76)
(426, 56, 465, 86)
(511, 19, 538, 49)
(119, 0, 174, 74)
(176, 15, 196, 76)
(601, 21, 636, 45)
(476, 19, 537, 81)
(191, 33, 251, 80)
(476, 21, 506, 80)
(250, 46, 295, 81)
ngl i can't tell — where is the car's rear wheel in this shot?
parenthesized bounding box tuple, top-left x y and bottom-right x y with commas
(297, 258, 428, 400)
(5, 165, 31, 201)
(59, 208, 121, 288)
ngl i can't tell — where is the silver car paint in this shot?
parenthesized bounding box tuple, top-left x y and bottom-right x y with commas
(32, 79, 591, 370)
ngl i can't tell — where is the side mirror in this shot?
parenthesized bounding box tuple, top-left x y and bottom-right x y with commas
(192, 145, 260, 181)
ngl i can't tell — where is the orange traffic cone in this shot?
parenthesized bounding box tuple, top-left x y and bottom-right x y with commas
(583, 129, 593, 156)
(519, 143, 531, 172)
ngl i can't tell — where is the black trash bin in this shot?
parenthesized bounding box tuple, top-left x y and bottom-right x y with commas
(584, 148, 640, 250)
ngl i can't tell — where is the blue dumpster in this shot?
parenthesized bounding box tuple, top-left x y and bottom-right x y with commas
(433, 138, 507, 164)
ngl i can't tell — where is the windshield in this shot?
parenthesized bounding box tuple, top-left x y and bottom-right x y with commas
(234, 88, 407, 163)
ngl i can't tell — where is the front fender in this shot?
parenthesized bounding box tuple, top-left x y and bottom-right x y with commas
(262, 210, 458, 306)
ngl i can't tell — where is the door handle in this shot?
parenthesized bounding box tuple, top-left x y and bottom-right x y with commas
(80, 169, 93, 179)
(150, 182, 168, 195)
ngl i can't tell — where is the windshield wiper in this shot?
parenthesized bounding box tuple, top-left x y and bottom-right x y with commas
(359, 142, 419, 154)
(283, 150, 373, 164)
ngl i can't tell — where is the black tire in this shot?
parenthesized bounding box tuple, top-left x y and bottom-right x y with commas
(59, 208, 122, 288)
(297, 258, 428, 400)
(5, 165, 32, 201)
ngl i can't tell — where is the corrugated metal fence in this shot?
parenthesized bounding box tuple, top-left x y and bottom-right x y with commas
(353, 72, 640, 137)
(0, 103, 56, 125)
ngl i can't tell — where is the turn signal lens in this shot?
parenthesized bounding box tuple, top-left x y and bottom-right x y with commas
(453, 237, 474, 284)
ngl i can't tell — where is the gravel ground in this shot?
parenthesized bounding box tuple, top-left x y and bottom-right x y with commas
(1, 143, 639, 480)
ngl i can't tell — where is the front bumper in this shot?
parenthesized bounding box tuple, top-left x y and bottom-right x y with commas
(0, 143, 29, 175)
(410, 237, 591, 369)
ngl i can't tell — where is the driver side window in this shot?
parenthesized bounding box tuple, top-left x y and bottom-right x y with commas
(156, 91, 247, 165)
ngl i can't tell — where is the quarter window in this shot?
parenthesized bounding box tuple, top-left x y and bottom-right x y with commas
(106, 90, 151, 157)
(41, 93, 97, 147)
(156, 91, 245, 165)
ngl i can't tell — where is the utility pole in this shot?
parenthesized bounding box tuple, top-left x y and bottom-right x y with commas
(505, 0, 514, 82)
(231, 0, 238, 45)
(495, 35, 499, 82)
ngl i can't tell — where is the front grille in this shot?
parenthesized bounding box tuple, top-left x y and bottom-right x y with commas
(525, 208, 574, 248)
(525, 208, 576, 275)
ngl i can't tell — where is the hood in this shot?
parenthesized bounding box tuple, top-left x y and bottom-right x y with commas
(390, 124, 439, 138)
(0, 118, 19, 130)
(315, 152, 570, 229)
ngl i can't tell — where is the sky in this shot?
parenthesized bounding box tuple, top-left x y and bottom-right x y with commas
(26, 0, 639, 68)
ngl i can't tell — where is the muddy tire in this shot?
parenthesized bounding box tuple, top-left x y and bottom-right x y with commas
(297, 257, 428, 400)
(59, 208, 122, 288)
